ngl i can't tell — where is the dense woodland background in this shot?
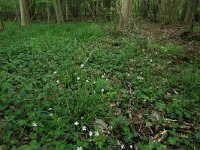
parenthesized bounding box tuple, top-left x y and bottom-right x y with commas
(0, 0, 200, 28)
(0, 0, 200, 150)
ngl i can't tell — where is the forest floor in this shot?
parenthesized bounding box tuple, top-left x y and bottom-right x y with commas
(0, 21, 200, 150)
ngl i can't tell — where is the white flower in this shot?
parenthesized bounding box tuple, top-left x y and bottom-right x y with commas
(74, 121, 79, 126)
(81, 117, 84, 120)
(137, 76, 144, 80)
(82, 126, 87, 131)
(89, 131, 93, 136)
(101, 89, 105, 93)
(130, 145, 133, 149)
(80, 64, 84, 68)
(86, 80, 89, 83)
(77, 147, 83, 150)
(48, 108, 52, 111)
(93, 81, 96, 84)
(101, 75, 105, 78)
(95, 131, 99, 136)
(49, 113, 53, 116)
(32, 122, 37, 127)
(106, 79, 108, 81)
(121, 144, 125, 149)
(53, 71, 57, 74)
(77, 77, 80, 81)
(56, 80, 60, 84)
(150, 59, 153, 62)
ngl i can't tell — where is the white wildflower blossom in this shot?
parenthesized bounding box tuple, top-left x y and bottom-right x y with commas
(49, 113, 53, 116)
(77, 147, 83, 150)
(81, 117, 84, 120)
(86, 80, 89, 83)
(53, 71, 57, 74)
(82, 126, 87, 131)
(130, 145, 133, 149)
(89, 131, 93, 136)
(48, 108, 52, 111)
(150, 59, 153, 62)
(74, 121, 79, 126)
(95, 131, 99, 136)
(32, 122, 37, 127)
(106, 79, 108, 81)
(93, 81, 96, 84)
(77, 77, 80, 80)
(56, 80, 60, 84)
(101, 89, 105, 93)
(101, 75, 105, 78)
(137, 76, 144, 80)
(121, 144, 125, 149)
(80, 64, 84, 68)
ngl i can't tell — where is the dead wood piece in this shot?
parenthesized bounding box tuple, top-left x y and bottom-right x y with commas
(154, 130, 168, 142)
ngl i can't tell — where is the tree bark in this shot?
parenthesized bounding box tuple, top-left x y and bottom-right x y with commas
(66, 0, 69, 21)
(53, 0, 64, 24)
(46, 2, 50, 23)
(0, 17, 3, 32)
(159, 0, 181, 25)
(19, 0, 31, 26)
(152, 0, 161, 22)
(142, 0, 150, 18)
(0, 6, 3, 31)
(184, 0, 199, 24)
(119, 0, 133, 28)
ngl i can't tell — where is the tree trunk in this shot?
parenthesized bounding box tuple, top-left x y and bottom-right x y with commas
(159, 0, 181, 25)
(0, 6, 3, 31)
(0, 19, 3, 32)
(119, 0, 133, 28)
(66, 0, 69, 21)
(0, 17, 3, 32)
(19, 0, 31, 26)
(184, 0, 198, 24)
(46, 2, 50, 23)
(142, 0, 150, 18)
(53, 0, 64, 24)
(152, 0, 161, 22)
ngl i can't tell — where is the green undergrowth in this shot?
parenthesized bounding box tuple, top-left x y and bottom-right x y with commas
(0, 22, 199, 150)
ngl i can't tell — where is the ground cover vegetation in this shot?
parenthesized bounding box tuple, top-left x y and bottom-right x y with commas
(0, 0, 200, 149)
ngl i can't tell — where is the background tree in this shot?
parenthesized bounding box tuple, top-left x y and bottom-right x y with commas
(184, 0, 199, 24)
(159, 0, 181, 25)
(0, 7, 3, 31)
(119, 0, 133, 28)
(65, 0, 69, 21)
(53, 0, 64, 24)
(19, 0, 31, 26)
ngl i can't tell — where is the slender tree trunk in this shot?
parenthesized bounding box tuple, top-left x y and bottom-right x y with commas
(0, 12, 3, 32)
(184, 0, 198, 24)
(152, 0, 161, 22)
(66, 0, 69, 21)
(12, 0, 20, 21)
(119, 0, 133, 28)
(46, 2, 50, 23)
(53, 0, 64, 24)
(96, 0, 99, 17)
(142, 0, 150, 18)
(159, 0, 181, 25)
(19, 0, 31, 26)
